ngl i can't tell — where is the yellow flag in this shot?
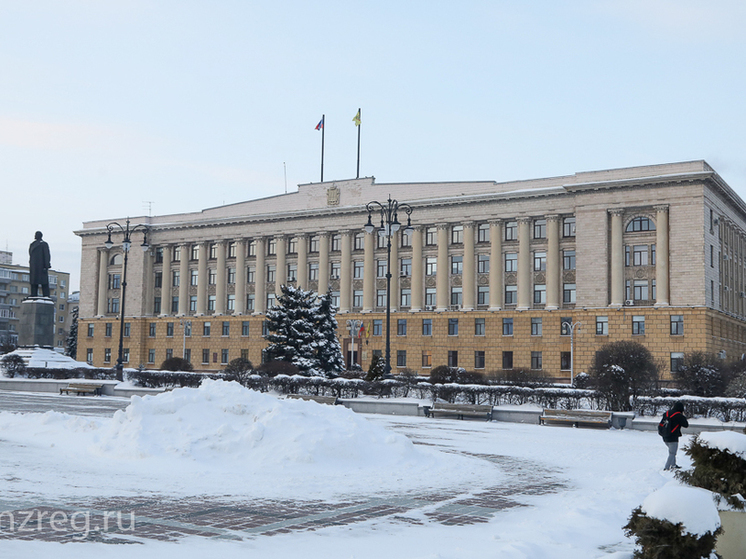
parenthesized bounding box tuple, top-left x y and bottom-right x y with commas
(353, 109, 361, 127)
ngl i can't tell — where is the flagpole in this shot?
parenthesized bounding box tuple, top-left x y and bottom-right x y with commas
(356, 108, 361, 179)
(320, 113, 325, 182)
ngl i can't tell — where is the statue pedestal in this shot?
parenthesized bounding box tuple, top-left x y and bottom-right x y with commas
(18, 297, 55, 348)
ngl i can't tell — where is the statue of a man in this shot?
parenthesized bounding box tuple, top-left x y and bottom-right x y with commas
(29, 231, 51, 298)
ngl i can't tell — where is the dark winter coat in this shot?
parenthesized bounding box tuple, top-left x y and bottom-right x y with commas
(661, 402, 689, 443)
(29, 239, 51, 286)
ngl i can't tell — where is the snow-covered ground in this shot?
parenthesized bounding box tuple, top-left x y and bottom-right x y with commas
(0, 381, 699, 558)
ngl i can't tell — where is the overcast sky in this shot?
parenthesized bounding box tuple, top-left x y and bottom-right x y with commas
(2, 1, 746, 292)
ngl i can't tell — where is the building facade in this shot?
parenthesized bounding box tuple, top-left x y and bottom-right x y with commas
(0, 251, 72, 349)
(75, 161, 746, 378)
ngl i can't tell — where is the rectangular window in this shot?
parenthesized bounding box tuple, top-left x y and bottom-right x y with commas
(377, 260, 387, 278)
(287, 264, 297, 282)
(267, 293, 276, 308)
(397, 319, 407, 336)
(109, 273, 121, 289)
(376, 289, 387, 307)
(228, 242, 236, 258)
(504, 285, 517, 305)
(451, 225, 463, 244)
(172, 246, 181, 261)
(247, 266, 255, 283)
(266, 265, 276, 282)
(123, 323, 130, 337)
(563, 216, 576, 237)
(505, 221, 517, 241)
(108, 298, 120, 314)
(203, 322, 211, 336)
(353, 261, 364, 279)
(86, 348, 93, 364)
(222, 321, 230, 336)
(104, 348, 111, 363)
(502, 351, 513, 369)
(533, 251, 546, 271)
(166, 322, 174, 337)
(422, 351, 432, 368)
(400, 258, 412, 277)
(531, 351, 542, 370)
(165, 348, 173, 361)
(149, 323, 156, 337)
(563, 283, 576, 304)
(330, 261, 341, 279)
(154, 272, 163, 288)
(475, 317, 485, 336)
(331, 234, 341, 251)
(563, 250, 576, 270)
(474, 350, 484, 369)
(422, 318, 432, 336)
(354, 233, 365, 250)
(221, 349, 229, 364)
(400, 288, 411, 307)
(503, 317, 513, 336)
(401, 230, 412, 247)
(353, 290, 363, 308)
(184, 348, 192, 363)
(531, 317, 542, 336)
(451, 255, 463, 275)
(561, 317, 572, 335)
(477, 286, 489, 306)
(267, 238, 276, 255)
(172, 270, 180, 287)
(533, 219, 546, 239)
(448, 318, 459, 336)
(670, 352, 684, 373)
(670, 315, 684, 335)
(633, 280, 649, 301)
(148, 349, 155, 364)
(171, 296, 179, 313)
(308, 262, 319, 280)
(633, 245, 648, 266)
(208, 295, 216, 311)
(246, 294, 255, 312)
(376, 234, 387, 249)
(242, 321, 250, 336)
(309, 236, 320, 253)
(105, 323, 112, 337)
(190, 245, 199, 260)
(448, 350, 458, 368)
(505, 252, 518, 272)
(227, 268, 236, 284)
(227, 294, 235, 311)
(287, 237, 297, 254)
(596, 316, 608, 335)
(450, 287, 462, 307)
(262, 321, 270, 337)
(534, 284, 546, 304)
(190, 270, 198, 286)
(425, 257, 437, 276)
(426, 227, 437, 246)
(560, 351, 571, 371)
(209, 243, 218, 259)
(240, 349, 248, 360)
(202, 348, 210, 364)
(632, 315, 645, 335)
(477, 254, 490, 273)
(122, 348, 129, 363)
(425, 288, 436, 307)
(477, 223, 490, 243)
(373, 319, 383, 336)
(155, 247, 164, 263)
(397, 350, 407, 368)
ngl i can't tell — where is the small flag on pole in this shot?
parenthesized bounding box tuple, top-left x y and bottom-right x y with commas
(352, 109, 361, 127)
(315, 117, 324, 130)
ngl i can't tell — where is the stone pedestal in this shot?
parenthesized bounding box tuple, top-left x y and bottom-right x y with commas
(18, 297, 55, 348)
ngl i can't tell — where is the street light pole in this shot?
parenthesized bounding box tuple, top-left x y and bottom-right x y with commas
(180, 319, 192, 360)
(104, 218, 149, 380)
(568, 321, 582, 386)
(364, 196, 413, 376)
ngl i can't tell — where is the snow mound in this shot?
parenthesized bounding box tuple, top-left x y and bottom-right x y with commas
(641, 482, 720, 536)
(698, 430, 746, 460)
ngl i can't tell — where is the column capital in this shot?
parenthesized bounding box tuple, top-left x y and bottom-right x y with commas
(517, 216, 532, 224)
(545, 214, 561, 223)
(463, 221, 475, 229)
(608, 208, 625, 217)
(654, 204, 669, 213)
(489, 218, 502, 226)
(436, 223, 450, 231)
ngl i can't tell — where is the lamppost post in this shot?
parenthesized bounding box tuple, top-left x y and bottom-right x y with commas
(180, 319, 192, 360)
(568, 320, 582, 386)
(104, 218, 149, 380)
(364, 196, 413, 376)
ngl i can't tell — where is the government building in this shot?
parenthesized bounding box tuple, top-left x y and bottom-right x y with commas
(75, 160, 746, 379)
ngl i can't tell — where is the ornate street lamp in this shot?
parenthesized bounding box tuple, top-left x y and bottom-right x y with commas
(568, 320, 582, 386)
(364, 196, 413, 376)
(104, 219, 149, 379)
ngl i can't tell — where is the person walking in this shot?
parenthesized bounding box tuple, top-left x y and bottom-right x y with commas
(659, 401, 688, 470)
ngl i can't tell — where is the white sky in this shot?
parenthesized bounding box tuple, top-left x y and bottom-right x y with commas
(2, 0, 746, 292)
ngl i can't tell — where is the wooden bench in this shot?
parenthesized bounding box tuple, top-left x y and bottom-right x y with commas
(540, 409, 612, 428)
(429, 402, 493, 421)
(286, 394, 339, 405)
(60, 383, 105, 396)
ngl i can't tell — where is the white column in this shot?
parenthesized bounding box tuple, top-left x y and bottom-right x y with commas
(196, 242, 208, 315)
(546, 215, 560, 310)
(517, 217, 531, 310)
(297, 234, 308, 289)
(340, 231, 352, 312)
(254, 237, 266, 314)
(410, 226, 423, 312)
(318, 233, 330, 294)
(610, 209, 624, 307)
(489, 220, 502, 310)
(436, 224, 449, 311)
(363, 230, 375, 312)
(462, 222, 475, 311)
(160, 245, 173, 316)
(275, 235, 286, 296)
(215, 241, 227, 315)
(96, 248, 109, 317)
(655, 205, 670, 306)
(234, 239, 246, 314)
(178, 244, 189, 315)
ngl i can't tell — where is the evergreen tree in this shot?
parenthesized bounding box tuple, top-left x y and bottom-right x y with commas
(264, 284, 319, 374)
(312, 289, 345, 376)
(65, 307, 78, 360)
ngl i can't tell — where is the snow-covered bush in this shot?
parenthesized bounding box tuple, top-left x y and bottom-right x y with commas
(0, 354, 25, 377)
(572, 372, 591, 389)
(624, 484, 721, 559)
(159, 357, 193, 372)
(673, 352, 731, 398)
(725, 372, 746, 399)
(634, 396, 746, 423)
(590, 340, 658, 411)
(677, 431, 746, 511)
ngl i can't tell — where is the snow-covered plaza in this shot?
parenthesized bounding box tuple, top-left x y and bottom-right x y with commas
(0, 381, 698, 558)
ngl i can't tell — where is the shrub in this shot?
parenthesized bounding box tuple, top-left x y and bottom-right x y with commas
(673, 352, 730, 397)
(572, 372, 591, 389)
(623, 506, 720, 559)
(257, 360, 300, 377)
(223, 357, 254, 375)
(1, 354, 25, 378)
(429, 365, 460, 384)
(725, 372, 746, 398)
(365, 353, 386, 381)
(590, 340, 658, 411)
(677, 433, 746, 510)
(159, 357, 194, 372)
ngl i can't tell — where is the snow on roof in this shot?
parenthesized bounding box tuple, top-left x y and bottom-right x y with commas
(3, 347, 94, 370)
(698, 430, 746, 460)
(641, 482, 720, 536)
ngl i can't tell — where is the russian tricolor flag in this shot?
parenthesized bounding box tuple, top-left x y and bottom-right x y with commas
(315, 117, 324, 130)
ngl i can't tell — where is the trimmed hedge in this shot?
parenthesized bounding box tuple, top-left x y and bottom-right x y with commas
(5, 367, 115, 380)
(635, 395, 746, 423)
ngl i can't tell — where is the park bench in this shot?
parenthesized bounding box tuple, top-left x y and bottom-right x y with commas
(59, 383, 105, 396)
(428, 402, 493, 421)
(540, 409, 612, 428)
(286, 394, 339, 405)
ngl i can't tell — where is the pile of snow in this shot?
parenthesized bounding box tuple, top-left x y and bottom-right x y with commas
(0, 380, 498, 498)
(698, 430, 746, 460)
(1, 346, 94, 371)
(641, 482, 720, 536)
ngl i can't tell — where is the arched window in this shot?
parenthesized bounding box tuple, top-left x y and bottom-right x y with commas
(109, 253, 123, 266)
(626, 217, 656, 232)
